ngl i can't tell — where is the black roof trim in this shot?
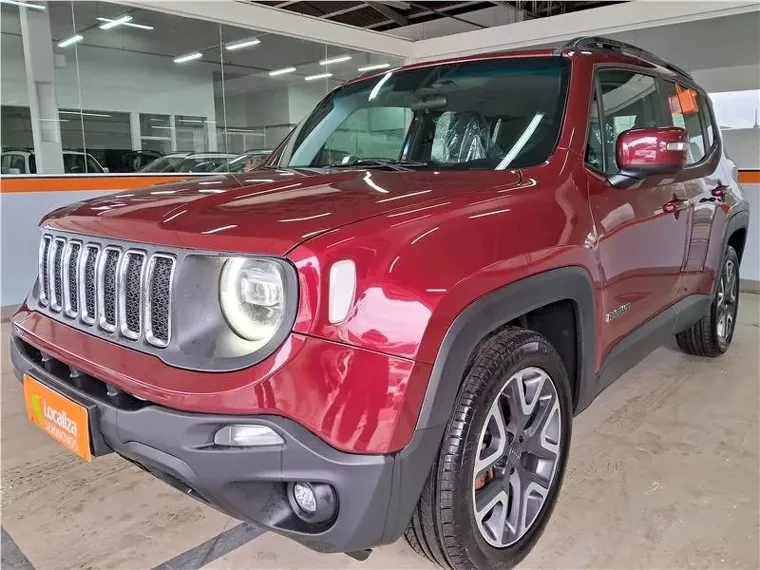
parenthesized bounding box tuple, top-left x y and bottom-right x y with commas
(562, 36, 692, 80)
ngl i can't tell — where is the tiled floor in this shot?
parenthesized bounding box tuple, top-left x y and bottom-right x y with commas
(2, 295, 758, 569)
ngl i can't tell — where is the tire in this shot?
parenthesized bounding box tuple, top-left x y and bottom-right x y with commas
(404, 327, 573, 570)
(676, 246, 740, 357)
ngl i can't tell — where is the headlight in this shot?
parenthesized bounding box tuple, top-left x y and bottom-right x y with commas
(219, 258, 286, 343)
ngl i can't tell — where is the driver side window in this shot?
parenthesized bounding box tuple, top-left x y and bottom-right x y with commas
(589, 70, 665, 175)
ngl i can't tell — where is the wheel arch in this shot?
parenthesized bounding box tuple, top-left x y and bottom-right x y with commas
(414, 266, 597, 433)
(714, 209, 750, 296)
(381, 266, 597, 546)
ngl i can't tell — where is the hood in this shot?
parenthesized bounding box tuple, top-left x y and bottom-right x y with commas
(44, 168, 522, 255)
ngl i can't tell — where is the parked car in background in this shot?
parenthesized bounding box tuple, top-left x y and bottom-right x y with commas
(109, 150, 163, 173)
(11, 37, 750, 570)
(138, 152, 236, 173)
(212, 150, 272, 173)
(1, 149, 107, 174)
(137, 152, 192, 173)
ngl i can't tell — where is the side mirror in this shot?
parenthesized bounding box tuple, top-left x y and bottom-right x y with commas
(611, 126, 688, 188)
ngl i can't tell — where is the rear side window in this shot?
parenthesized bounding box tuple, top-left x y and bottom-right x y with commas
(661, 80, 706, 164)
(592, 70, 664, 175)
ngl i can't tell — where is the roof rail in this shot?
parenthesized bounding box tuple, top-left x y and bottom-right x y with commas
(563, 36, 692, 80)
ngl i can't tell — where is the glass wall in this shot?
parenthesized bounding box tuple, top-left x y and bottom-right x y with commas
(0, 1, 403, 174)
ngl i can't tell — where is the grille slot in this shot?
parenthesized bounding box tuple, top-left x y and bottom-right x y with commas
(38, 233, 174, 348)
(49, 238, 65, 311)
(146, 255, 175, 347)
(98, 247, 121, 332)
(80, 245, 100, 325)
(63, 241, 81, 317)
(38, 236, 51, 305)
(119, 251, 146, 340)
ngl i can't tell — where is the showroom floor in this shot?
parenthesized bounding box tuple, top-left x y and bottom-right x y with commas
(1, 295, 758, 570)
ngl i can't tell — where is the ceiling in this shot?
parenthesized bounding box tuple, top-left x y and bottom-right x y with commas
(0, 1, 400, 93)
(249, 1, 624, 33)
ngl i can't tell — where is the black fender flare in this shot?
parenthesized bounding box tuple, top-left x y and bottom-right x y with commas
(381, 266, 597, 544)
(713, 208, 750, 295)
(417, 266, 597, 431)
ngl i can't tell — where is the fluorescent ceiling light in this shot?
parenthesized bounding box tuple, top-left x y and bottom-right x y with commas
(305, 73, 333, 81)
(99, 14, 132, 29)
(96, 17, 153, 30)
(358, 63, 391, 72)
(174, 52, 202, 63)
(59, 110, 112, 118)
(57, 35, 83, 48)
(269, 66, 296, 76)
(1, 0, 45, 9)
(320, 55, 351, 66)
(226, 38, 260, 51)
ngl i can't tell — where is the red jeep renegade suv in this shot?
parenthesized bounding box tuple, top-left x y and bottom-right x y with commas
(11, 37, 750, 569)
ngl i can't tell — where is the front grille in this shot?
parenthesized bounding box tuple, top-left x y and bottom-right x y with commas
(37, 233, 175, 348)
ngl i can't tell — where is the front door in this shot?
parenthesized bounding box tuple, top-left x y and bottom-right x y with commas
(584, 69, 691, 362)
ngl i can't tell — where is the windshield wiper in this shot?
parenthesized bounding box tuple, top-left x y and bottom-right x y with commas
(325, 158, 429, 171)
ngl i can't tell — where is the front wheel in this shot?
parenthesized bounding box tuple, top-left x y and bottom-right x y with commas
(404, 327, 572, 570)
(676, 246, 740, 357)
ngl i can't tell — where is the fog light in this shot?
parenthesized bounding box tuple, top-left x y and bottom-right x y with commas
(213, 425, 284, 447)
(293, 482, 317, 514)
(287, 481, 337, 524)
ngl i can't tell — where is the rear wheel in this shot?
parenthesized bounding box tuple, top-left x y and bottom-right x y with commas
(404, 327, 572, 570)
(676, 246, 740, 357)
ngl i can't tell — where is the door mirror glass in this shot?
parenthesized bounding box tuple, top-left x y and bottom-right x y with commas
(611, 126, 688, 187)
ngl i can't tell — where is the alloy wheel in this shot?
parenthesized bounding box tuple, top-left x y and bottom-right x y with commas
(716, 258, 739, 343)
(471, 366, 562, 548)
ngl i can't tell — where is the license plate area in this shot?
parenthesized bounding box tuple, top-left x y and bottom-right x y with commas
(23, 373, 93, 461)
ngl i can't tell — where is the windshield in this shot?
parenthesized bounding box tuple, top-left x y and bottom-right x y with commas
(275, 57, 569, 171)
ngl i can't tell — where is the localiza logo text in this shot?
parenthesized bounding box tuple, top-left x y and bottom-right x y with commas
(43, 400, 78, 437)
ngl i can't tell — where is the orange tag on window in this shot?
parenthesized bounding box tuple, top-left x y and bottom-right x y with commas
(676, 85, 698, 115)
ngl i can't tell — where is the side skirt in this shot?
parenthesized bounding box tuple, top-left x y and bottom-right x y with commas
(593, 294, 711, 396)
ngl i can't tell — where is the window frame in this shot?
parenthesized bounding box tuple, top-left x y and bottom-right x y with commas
(583, 63, 720, 178)
(584, 64, 666, 177)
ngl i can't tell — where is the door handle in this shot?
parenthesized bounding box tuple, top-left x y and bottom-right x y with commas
(662, 199, 688, 214)
(711, 185, 728, 199)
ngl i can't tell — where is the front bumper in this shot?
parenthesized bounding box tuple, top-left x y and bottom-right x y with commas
(11, 334, 441, 554)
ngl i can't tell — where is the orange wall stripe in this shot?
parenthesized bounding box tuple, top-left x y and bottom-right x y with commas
(1, 171, 758, 194)
(738, 170, 760, 184)
(0, 175, 198, 194)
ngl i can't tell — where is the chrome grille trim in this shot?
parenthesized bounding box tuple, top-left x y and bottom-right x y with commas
(37, 232, 175, 350)
(38, 236, 51, 305)
(118, 250, 146, 340)
(49, 238, 65, 312)
(97, 247, 122, 333)
(145, 254, 175, 348)
(63, 240, 82, 318)
(79, 244, 100, 325)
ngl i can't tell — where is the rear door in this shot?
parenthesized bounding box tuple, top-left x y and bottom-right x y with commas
(585, 68, 691, 357)
(658, 80, 727, 295)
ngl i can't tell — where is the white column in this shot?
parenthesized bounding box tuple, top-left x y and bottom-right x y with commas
(20, 3, 64, 174)
(129, 112, 141, 150)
